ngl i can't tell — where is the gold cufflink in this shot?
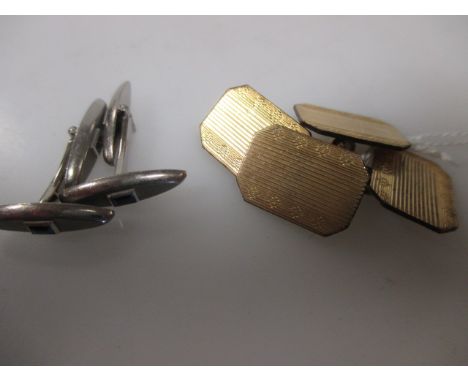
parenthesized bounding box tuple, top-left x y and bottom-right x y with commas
(200, 85, 458, 236)
(236, 124, 369, 236)
(294, 103, 411, 150)
(294, 103, 458, 233)
(200, 85, 309, 175)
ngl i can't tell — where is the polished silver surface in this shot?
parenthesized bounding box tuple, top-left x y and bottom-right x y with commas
(103, 81, 132, 166)
(61, 169, 187, 207)
(64, 98, 107, 188)
(2, 17, 467, 366)
(0, 203, 114, 234)
(0, 114, 115, 234)
(1, 81, 186, 233)
(61, 82, 187, 207)
(113, 101, 129, 175)
(39, 127, 77, 203)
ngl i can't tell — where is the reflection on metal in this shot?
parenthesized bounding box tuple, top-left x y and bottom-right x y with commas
(294, 103, 410, 149)
(201, 85, 309, 174)
(0, 82, 186, 234)
(370, 149, 458, 233)
(201, 85, 458, 235)
(237, 126, 368, 236)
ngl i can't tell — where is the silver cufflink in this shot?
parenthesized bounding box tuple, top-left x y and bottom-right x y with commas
(0, 82, 187, 234)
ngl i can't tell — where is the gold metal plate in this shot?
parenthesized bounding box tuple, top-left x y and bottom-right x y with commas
(370, 149, 458, 232)
(237, 125, 369, 236)
(294, 103, 410, 149)
(201, 85, 309, 174)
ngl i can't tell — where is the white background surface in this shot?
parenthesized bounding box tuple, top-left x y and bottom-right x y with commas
(0, 16, 467, 365)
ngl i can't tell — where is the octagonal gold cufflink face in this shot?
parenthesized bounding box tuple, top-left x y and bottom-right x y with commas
(200, 85, 458, 236)
(201, 85, 309, 174)
(237, 125, 369, 236)
(294, 103, 411, 150)
(370, 149, 458, 233)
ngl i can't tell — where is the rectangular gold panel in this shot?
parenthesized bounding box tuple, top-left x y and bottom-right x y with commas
(294, 103, 410, 149)
(370, 149, 458, 232)
(237, 125, 369, 236)
(201, 85, 309, 174)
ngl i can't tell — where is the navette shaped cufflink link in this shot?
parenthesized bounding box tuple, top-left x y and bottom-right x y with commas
(0, 82, 186, 234)
(61, 82, 186, 207)
(201, 85, 458, 236)
(0, 115, 114, 234)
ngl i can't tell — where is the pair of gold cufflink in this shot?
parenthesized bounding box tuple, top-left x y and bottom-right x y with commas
(200, 85, 458, 236)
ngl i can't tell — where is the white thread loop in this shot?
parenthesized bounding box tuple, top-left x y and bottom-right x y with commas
(408, 130, 468, 164)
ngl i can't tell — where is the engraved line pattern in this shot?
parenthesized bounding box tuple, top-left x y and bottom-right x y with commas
(201, 85, 309, 174)
(370, 149, 457, 232)
(295, 104, 410, 148)
(237, 126, 369, 236)
(201, 126, 243, 172)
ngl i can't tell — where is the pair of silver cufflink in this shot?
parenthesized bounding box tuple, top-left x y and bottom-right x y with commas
(0, 82, 186, 234)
